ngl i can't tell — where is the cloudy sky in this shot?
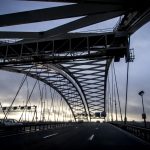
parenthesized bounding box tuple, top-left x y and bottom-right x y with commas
(0, 0, 150, 122)
(115, 22, 150, 121)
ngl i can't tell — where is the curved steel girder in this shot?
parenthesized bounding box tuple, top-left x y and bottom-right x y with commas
(49, 64, 90, 119)
(104, 58, 113, 114)
(56, 64, 91, 119)
(1, 63, 88, 121)
(1, 66, 76, 121)
(61, 59, 110, 119)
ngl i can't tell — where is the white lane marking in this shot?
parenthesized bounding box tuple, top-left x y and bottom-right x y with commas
(0, 129, 40, 138)
(0, 132, 26, 138)
(43, 133, 58, 139)
(88, 134, 94, 141)
(0, 128, 52, 138)
(95, 128, 99, 130)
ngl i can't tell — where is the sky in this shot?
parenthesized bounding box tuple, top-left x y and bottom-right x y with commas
(0, 0, 150, 122)
(114, 22, 150, 121)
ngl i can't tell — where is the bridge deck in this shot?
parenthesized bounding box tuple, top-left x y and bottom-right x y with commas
(0, 123, 149, 150)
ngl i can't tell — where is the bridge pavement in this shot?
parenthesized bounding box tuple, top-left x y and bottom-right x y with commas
(0, 123, 149, 150)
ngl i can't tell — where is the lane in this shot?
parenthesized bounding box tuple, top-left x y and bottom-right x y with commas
(0, 123, 98, 150)
(90, 123, 150, 150)
(27, 123, 150, 150)
(0, 123, 149, 150)
(0, 125, 81, 149)
(27, 123, 97, 150)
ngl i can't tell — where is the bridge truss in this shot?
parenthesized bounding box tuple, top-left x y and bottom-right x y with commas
(0, 0, 149, 121)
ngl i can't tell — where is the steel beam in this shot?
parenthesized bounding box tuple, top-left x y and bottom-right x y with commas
(22, 0, 148, 5)
(0, 3, 124, 27)
(0, 32, 128, 65)
(0, 11, 124, 39)
(1, 63, 89, 120)
(42, 11, 124, 38)
(117, 8, 150, 34)
(61, 59, 109, 118)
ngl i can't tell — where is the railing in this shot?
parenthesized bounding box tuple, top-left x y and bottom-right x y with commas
(110, 122, 150, 142)
(72, 28, 113, 34)
(0, 122, 76, 136)
(22, 122, 74, 132)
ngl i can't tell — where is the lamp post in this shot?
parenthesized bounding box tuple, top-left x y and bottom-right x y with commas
(138, 91, 147, 128)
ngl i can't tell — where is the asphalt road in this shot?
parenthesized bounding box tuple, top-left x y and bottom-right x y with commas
(0, 123, 149, 150)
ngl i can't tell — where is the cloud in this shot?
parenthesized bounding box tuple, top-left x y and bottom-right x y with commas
(113, 22, 150, 121)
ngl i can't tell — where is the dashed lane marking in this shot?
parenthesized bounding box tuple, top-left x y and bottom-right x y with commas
(88, 134, 94, 141)
(43, 133, 58, 139)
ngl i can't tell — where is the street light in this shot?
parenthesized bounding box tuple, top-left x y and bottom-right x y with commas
(138, 90, 147, 128)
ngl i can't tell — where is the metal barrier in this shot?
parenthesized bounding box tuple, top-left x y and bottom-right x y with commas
(0, 122, 75, 136)
(24, 122, 75, 132)
(110, 122, 150, 142)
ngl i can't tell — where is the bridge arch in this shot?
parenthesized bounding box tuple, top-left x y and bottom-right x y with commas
(0, 63, 89, 121)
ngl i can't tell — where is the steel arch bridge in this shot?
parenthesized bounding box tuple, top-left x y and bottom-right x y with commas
(0, 0, 149, 121)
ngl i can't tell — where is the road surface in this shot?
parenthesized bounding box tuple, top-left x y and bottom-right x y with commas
(0, 123, 149, 150)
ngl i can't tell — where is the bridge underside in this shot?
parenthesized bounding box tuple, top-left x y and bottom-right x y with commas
(0, 32, 128, 120)
(0, 0, 149, 121)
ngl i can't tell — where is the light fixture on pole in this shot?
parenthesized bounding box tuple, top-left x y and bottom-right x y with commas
(138, 90, 147, 128)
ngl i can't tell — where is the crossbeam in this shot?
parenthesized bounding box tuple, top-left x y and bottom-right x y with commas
(0, 3, 124, 27)
(0, 32, 128, 65)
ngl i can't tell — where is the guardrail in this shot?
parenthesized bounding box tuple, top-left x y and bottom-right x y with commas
(110, 122, 150, 142)
(0, 122, 76, 134)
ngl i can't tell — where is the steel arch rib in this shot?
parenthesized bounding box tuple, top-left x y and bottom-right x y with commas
(55, 64, 90, 120)
(104, 59, 113, 114)
(45, 63, 90, 119)
(61, 58, 111, 119)
(1, 63, 88, 121)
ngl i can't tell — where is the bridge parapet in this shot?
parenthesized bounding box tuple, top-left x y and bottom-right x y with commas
(110, 122, 150, 143)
